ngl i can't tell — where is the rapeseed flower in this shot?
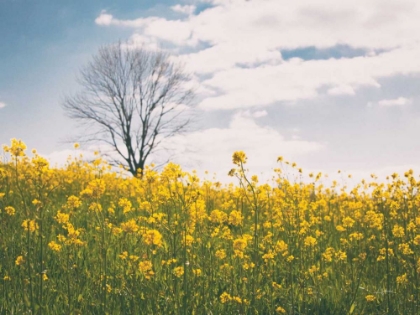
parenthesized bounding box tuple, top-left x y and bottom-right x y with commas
(5, 206, 15, 216)
(173, 266, 184, 278)
(48, 241, 61, 252)
(232, 151, 247, 165)
(143, 229, 163, 247)
(22, 219, 38, 232)
(15, 256, 24, 266)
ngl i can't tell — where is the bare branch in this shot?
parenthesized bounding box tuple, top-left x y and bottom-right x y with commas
(63, 41, 196, 177)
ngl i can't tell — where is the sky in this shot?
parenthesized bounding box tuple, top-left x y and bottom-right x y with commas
(1, 0, 420, 184)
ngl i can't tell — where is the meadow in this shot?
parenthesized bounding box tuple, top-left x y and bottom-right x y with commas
(0, 139, 419, 314)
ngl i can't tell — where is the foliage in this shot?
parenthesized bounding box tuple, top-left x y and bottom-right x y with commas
(0, 139, 419, 314)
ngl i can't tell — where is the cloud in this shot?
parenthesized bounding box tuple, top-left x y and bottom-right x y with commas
(95, 12, 114, 26)
(327, 85, 356, 96)
(378, 97, 412, 107)
(171, 5, 196, 15)
(198, 46, 420, 110)
(241, 110, 268, 118)
(39, 111, 323, 183)
(96, 0, 420, 110)
(116, 0, 420, 50)
(162, 111, 324, 181)
(0, 102, 6, 108)
(95, 12, 159, 28)
(252, 110, 268, 118)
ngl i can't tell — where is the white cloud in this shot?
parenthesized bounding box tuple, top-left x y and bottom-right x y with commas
(95, 12, 159, 28)
(199, 45, 420, 109)
(378, 97, 412, 107)
(123, 34, 160, 51)
(327, 85, 356, 96)
(171, 4, 196, 15)
(97, 0, 420, 52)
(162, 111, 324, 181)
(96, 0, 420, 110)
(95, 12, 114, 26)
(242, 110, 268, 118)
(144, 19, 193, 45)
(252, 110, 268, 118)
(0, 102, 6, 108)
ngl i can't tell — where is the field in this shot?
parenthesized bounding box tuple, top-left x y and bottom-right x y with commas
(0, 139, 419, 314)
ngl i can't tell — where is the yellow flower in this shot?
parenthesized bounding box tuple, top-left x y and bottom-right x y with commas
(272, 282, 282, 289)
(228, 210, 243, 226)
(22, 219, 39, 232)
(209, 209, 228, 224)
(5, 206, 15, 216)
(392, 224, 405, 238)
(262, 251, 275, 262)
(349, 232, 364, 242)
(112, 227, 123, 235)
(276, 306, 286, 314)
(84, 179, 106, 199)
(215, 249, 227, 260)
(336, 225, 346, 232)
(32, 199, 41, 206)
(139, 260, 154, 279)
(55, 211, 70, 224)
(275, 240, 288, 254)
(67, 196, 82, 209)
(57, 234, 66, 243)
(119, 251, 128, 260)
(185, 234, 194, 246)
(143, 229, 163, 247)
(399, 243, 414, 255)
(220, 292, 232, 303)
(118, 198, 132, 214)
(120, 219, 139, 233)
(48, 241, 62, 252)
(342, 216, 355, 228)
(396, 273, 408, 285)
(173, 266, 184, 278)
(138, 260, 153, 273)
(232, 151, 247, 165)
(414, 235, 420, 246)
(15, 255, 24, 266)
(88, 202, 102, 213)
(335, 250, 347, 262)
(309, 265, 319, 274)
(304, 236, 317, 247)
(233, 238, 247, 251)
(322, 247, 335, 262)
(4, 138, 26, 157)
(365, 295, 376, 302)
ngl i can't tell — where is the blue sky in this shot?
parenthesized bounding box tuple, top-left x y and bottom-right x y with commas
(0, 0, 166, 149)
(1, 0, 420, 183)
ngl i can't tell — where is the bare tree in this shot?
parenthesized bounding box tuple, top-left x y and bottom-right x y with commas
(63, 42, 195, 177)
